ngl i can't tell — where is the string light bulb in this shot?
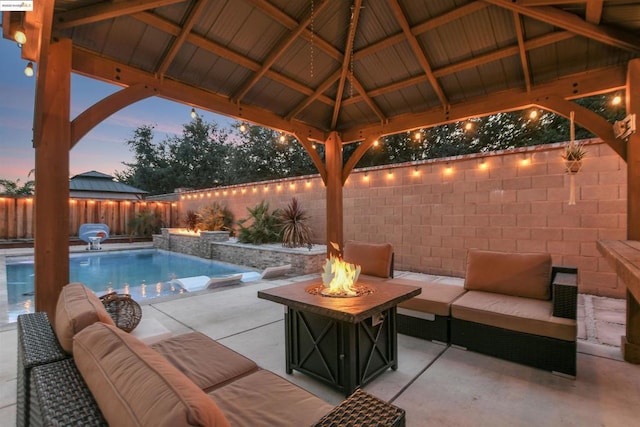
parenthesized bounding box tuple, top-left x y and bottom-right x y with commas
(24, 62, 34, 77)
(464, 121, 473, 131)
(190, 108, 197, 119)
(414, 131, 421, 141)
(612, 94, 622, 106)
(528, 109, 538, 120)
(373, 139, 379, 147)
(14, 25, 26, 45)
(239, 122, 246, 132)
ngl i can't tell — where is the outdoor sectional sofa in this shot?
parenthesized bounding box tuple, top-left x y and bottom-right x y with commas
(17, 283, 336, 426)
(393, 249, 578, 377)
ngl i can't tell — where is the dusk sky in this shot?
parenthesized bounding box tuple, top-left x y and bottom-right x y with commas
(0, 34, 235, 183)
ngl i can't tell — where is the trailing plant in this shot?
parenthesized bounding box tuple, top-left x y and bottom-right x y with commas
(279, 197, 312, 248)
(184, 210, 198, 231)
(562, 143, 588, 161)
(237, 201, 281, 244)
(128, 208, 164, 238)
(196, 202, 234, 232)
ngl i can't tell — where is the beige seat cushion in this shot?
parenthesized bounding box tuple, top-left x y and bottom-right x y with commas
(209, 369, 333, 427)
(343, 241, 393, 278)
(151, 332, 258, 392)
(74, 323, 230, 427)
(391, 278, 466, 316)
(451, 290, 576, 341)
(465, 249, 552, 300)
(54, 282, 115, 353)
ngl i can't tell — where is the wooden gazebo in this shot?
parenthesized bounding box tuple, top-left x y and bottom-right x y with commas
(3, 0, 640, 362)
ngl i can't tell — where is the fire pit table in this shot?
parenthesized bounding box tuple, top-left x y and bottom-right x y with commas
(258, 278, 421, 395)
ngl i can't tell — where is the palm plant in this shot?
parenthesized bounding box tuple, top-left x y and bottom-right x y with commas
(128, 208, 164, 237)
(196, 202, 234, 232)
(237, 201, 281, 244)
(184, 210, 198, 231)
(279, 197, 312, 248)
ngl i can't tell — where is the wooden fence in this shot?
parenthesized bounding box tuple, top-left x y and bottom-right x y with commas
(0, 197, 179, 239)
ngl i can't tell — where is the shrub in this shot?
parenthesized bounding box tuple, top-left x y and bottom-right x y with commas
(237, 201, 281, 244)
(196, 202, 234, 232)
(184, 210, 198, 231)
(128, 208, 164, 237)
(280, 197, 312, 248)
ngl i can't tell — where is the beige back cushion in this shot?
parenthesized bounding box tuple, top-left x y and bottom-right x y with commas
(343, 241, 393, 278)
(465, 250, 552, 300)
(54, 282, 115, 353)
(74, 322, 230, 427)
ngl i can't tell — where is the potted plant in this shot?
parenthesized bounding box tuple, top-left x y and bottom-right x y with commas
(562, 143, 587, 173)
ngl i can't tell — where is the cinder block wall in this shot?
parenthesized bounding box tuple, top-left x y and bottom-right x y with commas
(181, 140, 627, 298)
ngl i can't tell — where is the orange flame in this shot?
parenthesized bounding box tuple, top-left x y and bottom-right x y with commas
(321, 255, 361, 296)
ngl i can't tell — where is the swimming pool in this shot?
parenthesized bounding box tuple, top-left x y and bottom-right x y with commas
(5, 249, 255, 322)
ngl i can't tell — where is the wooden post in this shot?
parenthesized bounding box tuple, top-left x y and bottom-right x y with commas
(34, 39, 72, 322)
(624, 58, 640, 363)
(325, 132, 343, 256)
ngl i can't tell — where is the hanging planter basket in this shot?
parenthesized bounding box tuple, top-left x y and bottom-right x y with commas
(564, 159, 583, 174)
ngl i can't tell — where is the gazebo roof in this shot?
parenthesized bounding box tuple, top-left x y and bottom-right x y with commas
(7, 0, 640, 144)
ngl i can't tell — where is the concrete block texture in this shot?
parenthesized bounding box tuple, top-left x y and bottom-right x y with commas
(179, 141, 627, 298)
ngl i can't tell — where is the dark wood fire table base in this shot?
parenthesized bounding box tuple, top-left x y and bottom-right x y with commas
(258, 278, 421, 396)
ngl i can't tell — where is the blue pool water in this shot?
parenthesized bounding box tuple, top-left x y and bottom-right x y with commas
(5, 249, 255, 322)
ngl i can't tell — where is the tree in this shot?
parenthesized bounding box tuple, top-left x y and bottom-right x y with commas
(0, 169, 35, 195)
(115, 118, 232, 195)
(228, 123, 320, 184)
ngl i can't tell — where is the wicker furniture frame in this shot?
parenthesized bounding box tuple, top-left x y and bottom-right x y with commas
(450, 266, 579, 376)
(397, 311, 450, 343)
(17, 311, 405, 426)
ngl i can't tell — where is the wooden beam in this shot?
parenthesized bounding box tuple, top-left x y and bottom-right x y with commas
(293, 133, 328, 185)
(156, 0, 208, 76)
(71, 47, 328, 141)
(485, 0, 640, 54)
(389, 0, 448, 108)
(354, 2, 488, 60)
(233, 0, 330, 102)
(350, 77, 386, 123)
(325, 132, 344, 255)
(286, 70, 341, 120)
(534, 94, 625, 159)
(29, 1, 55, 146)
(623, 58, 640, 363)
(54, 0, 185, 30)
(71, 84, 157, 148)
(341, 65, 626, 142)
(513, 12, 532, 93)
(345, 31, 573, 107)
(34, 38, 72, 323)
(132, 11, 336, 107)
(342, 135, 380, 184)
(331, 0, 363, 130)
(586, 0, 604, 24)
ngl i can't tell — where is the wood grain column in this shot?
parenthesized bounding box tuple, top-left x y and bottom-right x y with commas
(325, 131, 343, 256)
(624, 58, 640, 363)
(34, 39, 71, 322)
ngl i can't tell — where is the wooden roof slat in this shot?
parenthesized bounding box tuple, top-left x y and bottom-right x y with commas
(232, 0, 331, 103)
(286, 70, 341, 121)
(485, 0, 640, 54)
(354, 2, 488, 61)
(55, 0, 186, 30)
(132, 11, 335, 106)
(388, 0, 448, 108)
(156, 0, 208, 76)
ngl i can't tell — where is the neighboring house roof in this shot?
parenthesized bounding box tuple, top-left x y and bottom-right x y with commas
(70, 171, 148, 200)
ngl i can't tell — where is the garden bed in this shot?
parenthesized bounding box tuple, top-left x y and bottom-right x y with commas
(153, 228, 326, 275)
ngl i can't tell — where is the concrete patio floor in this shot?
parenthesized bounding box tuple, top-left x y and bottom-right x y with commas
(0, 245, 638, 426)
